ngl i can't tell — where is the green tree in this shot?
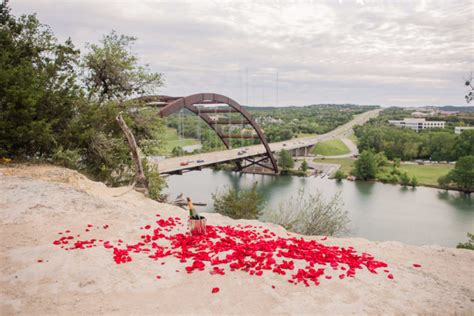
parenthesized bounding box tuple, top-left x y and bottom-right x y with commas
(83, 30, 163, 103)
(374, 152, 389, 168)
(455, 130, 474, 158)
(300, 159, 308, 172)
(278, 149, 294, 170)
(425, 132, 457, 161)
(212, 183, 264, 220)
(62, 100, 132, 184)
(0, 2, 81, 157)
(393, 158, 401, 168)
(446, 155, 474, 192)
(74, 32, 166, 184)
(353, 150, 378, 180)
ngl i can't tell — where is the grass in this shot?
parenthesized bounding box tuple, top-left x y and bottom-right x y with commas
(313, 158, 355, 174)
(347, 133, 358, 145)
(162, 128, 200, 153)
(398, 163, 453, 186)
(312, 139, 351, 156)
(312, 158, 453, 187)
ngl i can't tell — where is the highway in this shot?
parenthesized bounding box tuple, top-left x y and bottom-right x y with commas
(154, 109, 381, 174)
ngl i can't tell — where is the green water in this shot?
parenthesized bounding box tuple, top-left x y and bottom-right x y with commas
(166, 169, 473, 247)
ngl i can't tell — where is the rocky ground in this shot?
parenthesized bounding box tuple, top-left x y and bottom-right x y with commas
(1, 164, 473, 315)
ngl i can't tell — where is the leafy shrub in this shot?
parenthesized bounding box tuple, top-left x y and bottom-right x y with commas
(378, 173, 399, 184)
(334, 169, 345, 181)
(437, 175, 451, 190)
(172, 146, 185, 157)
(143, 160, 167, 201)
(265, 190, 349, 236)
(399, 172, 411, 186)
(212, 182, 264, 220)
(52, 147, 82, 170)
(410, 176, 418, 188)
(457, 233, 474, 250)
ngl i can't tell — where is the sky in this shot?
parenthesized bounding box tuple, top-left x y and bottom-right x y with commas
(9, 0, 474, 107)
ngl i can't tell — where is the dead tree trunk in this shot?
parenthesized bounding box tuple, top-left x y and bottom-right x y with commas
(116, 113, 148, 194)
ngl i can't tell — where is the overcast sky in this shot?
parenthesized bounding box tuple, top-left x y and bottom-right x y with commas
(10, 0, 474, 107)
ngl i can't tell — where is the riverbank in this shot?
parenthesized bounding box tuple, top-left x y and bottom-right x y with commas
(1, 164, 473, 314)
(314, 158, 455, 189)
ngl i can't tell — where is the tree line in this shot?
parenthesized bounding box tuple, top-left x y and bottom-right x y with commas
(354, 124, 473, 161)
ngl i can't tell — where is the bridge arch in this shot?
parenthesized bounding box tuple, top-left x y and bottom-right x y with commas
(138, 93, 279, 174)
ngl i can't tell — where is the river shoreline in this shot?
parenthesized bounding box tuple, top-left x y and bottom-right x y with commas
(166, 168, 472, 248)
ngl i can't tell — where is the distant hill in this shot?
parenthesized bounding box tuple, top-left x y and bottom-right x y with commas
(242, 104, 473, 113)
(438, 106, 474, 113)
(243, 104, 381, 111)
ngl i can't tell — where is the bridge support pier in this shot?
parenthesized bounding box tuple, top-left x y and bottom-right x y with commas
(287, 145, 314, 158)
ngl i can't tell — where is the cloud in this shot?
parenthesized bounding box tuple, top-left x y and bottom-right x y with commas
(10, 0, 474, 107)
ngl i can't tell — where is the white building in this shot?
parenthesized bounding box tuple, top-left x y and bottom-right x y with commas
(255, 116, 283, 124)
(388, 118, 445, 132)
(411, 111, 428, 118)
(454, 126, 474, 134)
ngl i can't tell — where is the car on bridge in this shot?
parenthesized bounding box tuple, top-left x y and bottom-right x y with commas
(180, 162, 189, 166)
(197, 159, 205, 163)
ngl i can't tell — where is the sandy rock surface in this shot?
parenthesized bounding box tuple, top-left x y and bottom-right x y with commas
(1, 165, 473, 315)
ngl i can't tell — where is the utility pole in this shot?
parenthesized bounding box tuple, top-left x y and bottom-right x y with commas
(246, 68, 249, 106)
(275, 71, 279, 107)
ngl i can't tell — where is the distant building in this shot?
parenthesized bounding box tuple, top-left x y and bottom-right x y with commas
(411, 111, 428, 118)
(209, 115, 219, 122)
(255, 116, 283, 124)
(454, 126, 474, 134)
(388, 118, 445, 132)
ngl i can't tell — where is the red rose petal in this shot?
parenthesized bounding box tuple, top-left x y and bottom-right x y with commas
(52, 217, 392, 287)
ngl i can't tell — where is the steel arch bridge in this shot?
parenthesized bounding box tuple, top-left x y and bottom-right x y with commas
(136, 93, 279, 174)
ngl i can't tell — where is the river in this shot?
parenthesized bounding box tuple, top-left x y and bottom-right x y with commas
(165, 169, 473, 247)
